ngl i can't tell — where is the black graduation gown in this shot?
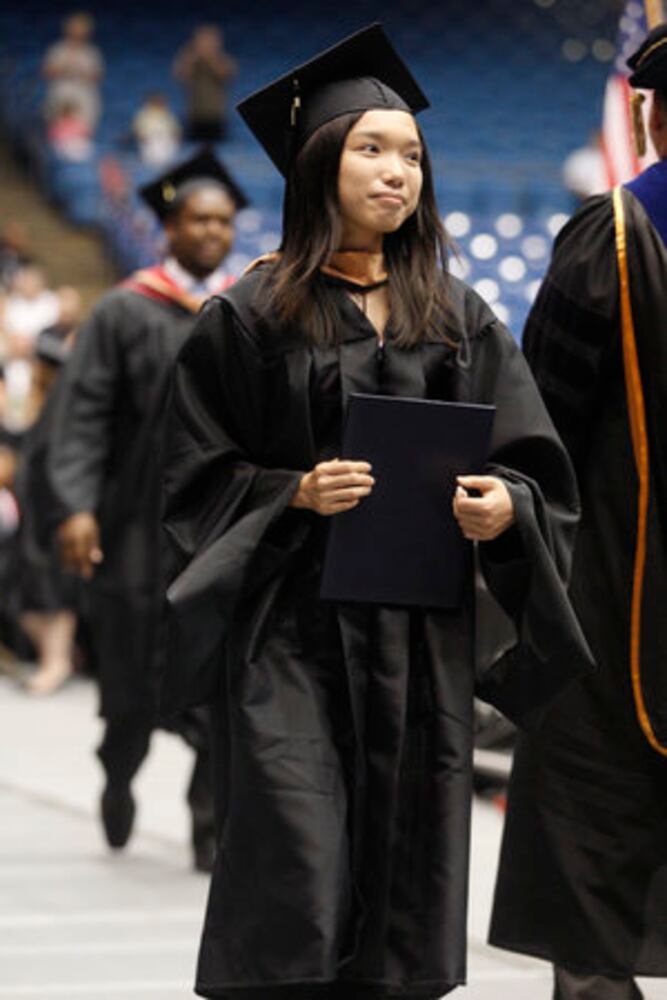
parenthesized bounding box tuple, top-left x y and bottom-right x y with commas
(489, 187, 667, 975)
(48, 285, 197, 718)
(162, 267, 593, 998)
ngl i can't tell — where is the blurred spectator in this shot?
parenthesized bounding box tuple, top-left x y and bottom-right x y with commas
(99, 155, 130, 202)
(131, 92, 182, 167)
(47, 99, 93, 162)
(17, 334, 78, 695)
(172, 25, 237, 141)
(0, 222, 32, 291)
(1, 360, 32, 435)
(561, 129, 609, 203)
(0, 442, 17, 492)
(42, 286, 83, 343)
(1, 265, 61, 434)
(42, 12, 104, 131)
(2, 265, 60, 361)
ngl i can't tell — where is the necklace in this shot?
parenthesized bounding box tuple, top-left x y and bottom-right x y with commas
(347, 283, 387, 315)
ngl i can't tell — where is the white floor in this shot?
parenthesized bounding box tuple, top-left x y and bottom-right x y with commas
(0, 670, 665, 999)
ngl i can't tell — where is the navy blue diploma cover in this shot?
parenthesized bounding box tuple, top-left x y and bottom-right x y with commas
(320, 393, 496, 608)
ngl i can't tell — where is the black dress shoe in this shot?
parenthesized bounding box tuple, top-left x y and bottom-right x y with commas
(193, 838, 216, 874)
(100, 783, 136, 849)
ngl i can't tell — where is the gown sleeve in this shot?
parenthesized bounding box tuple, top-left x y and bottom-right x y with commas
(465, 310, 596, 727)
(160, 295, 306, 714)
(521, 195, 618, 471)
(47, 293, 123, 518)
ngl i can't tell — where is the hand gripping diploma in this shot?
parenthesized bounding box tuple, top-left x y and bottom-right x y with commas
(452, 475, 515, 541)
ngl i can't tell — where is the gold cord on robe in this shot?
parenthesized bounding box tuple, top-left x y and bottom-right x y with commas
(612, 185, 667, 757)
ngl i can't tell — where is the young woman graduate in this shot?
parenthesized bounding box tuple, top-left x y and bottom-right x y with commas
(161, 24, 593, 1000)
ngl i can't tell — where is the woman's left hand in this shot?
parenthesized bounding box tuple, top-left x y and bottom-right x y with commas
(452, 475, 515, 541)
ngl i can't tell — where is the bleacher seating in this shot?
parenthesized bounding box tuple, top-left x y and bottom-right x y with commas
(0, 0, 618, 336)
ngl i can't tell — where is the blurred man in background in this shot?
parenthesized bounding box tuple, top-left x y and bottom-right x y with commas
(48, 148, 247, 872)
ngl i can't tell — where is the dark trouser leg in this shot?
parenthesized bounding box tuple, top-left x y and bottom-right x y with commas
(96, 714, 151, 848)
(97, 714, 152, 786)
(164, 707, 215, 863)
(553, 966, 644, 1000)
(186, 737, 216, 854)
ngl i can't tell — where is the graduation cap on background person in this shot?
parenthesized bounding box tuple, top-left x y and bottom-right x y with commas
(627, 23, 667, 158)
(628, 22, 667, 89)
(237, 22, 430, 177)
(138, 147, 249, 224)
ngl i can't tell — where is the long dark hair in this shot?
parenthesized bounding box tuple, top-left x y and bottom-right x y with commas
(261, 111, 454, 347)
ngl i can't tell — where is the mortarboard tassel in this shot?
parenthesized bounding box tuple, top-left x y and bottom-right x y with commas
(630, 91, 647, 158)
(284, 77, 302, 177)
(290, 78, 302, 128)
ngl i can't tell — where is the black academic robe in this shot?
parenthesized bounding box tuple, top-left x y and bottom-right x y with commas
(490, 186, 667, 975)
(162, 266, 592, 998)
(48, 284, 198, 718)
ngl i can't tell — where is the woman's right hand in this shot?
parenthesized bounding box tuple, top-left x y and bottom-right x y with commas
(290, 458, 374, 516)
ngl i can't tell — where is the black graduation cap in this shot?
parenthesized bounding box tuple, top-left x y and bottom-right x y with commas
(138, 147, 249, 223)
(628, 22, 667, 88)
(237, 23, 429, 177)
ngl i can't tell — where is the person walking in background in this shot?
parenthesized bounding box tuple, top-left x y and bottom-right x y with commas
(489, 24, 667, 1000)
(41, 11, 104, 133)
(15, 333, 79, 696)
(161, 25, 593, 998)
(172, 25, 237, 142)
(47, 148, 247, 872)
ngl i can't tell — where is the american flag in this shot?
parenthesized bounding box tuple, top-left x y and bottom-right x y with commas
(601, 0, 665, 186)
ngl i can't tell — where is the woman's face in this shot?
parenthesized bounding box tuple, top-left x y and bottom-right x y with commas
(337, 109, 423, 250)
